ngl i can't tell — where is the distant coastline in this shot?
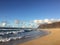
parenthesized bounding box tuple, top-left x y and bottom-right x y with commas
(38, 21, 60, 29)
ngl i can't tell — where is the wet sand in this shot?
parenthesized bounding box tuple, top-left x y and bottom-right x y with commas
(18, 28, 60, 45)
(0, 30, 49, 45)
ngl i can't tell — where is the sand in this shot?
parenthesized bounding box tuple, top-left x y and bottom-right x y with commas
(18, 28, 60, 45)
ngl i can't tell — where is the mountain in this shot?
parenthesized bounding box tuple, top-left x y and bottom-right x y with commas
(38, 22, 60, 29)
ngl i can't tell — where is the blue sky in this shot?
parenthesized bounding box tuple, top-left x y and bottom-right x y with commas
(0, 0, 60, 22)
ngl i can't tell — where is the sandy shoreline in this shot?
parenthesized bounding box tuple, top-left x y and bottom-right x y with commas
(18, 28, 60, 45)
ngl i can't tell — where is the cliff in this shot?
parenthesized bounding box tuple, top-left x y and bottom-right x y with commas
(38, 22, 60, 29)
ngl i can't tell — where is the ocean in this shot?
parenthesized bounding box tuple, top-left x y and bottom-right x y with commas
(0, 29, 25, 42)
(0, 29, 49, 45)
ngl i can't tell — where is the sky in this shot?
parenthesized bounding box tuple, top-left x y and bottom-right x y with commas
(0, 0, 60, 23)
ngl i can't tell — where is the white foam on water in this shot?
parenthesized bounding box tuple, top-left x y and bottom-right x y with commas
(0, 30, 24, 42)
(0, 38, 11, 42)
(0, 30, 24, 35)
(0, 36, 22, 42)
(9, 36, 22, 40)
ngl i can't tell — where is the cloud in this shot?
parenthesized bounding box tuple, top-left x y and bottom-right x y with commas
(34, 19, 60, 24)
(1, 22, 7, 27)
(34, 20, 43, 24)
(44, 19, 49, 23)
(43, 19, 52, 24)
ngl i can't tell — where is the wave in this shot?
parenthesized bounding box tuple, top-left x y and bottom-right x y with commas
(0, 30, 24, 35)
(0, 36, 22, 42)
(0, 38, 11, 42)
(0, 29, 33, 42)
(0, 30, 24, 42)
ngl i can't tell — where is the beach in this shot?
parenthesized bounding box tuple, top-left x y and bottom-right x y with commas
(18, 28, 60, 45)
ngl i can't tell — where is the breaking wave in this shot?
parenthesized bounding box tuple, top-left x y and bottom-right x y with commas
(0, 29, 25, 42)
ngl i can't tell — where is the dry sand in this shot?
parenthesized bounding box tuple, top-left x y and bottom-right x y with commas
(18, 28, 60, 45)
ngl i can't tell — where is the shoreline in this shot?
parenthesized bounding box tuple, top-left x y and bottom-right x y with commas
(18, 28, 60, 45)
(0, 30, 49, 45)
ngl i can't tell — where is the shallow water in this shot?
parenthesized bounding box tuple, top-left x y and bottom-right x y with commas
(0, 29, 49, 45)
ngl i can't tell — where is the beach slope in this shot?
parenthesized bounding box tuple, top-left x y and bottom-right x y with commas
(18, 28, 60, 45)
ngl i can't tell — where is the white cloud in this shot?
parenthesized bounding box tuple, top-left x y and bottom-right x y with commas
(33, 19, 60, 25)
(50, 19, 60, 22)
(34, 20, 43, 24)
(44, 19, 49, 23)
(57, 19, 60, 21)
(2, 22, 7, 27)
(43, 19, 52, 24)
